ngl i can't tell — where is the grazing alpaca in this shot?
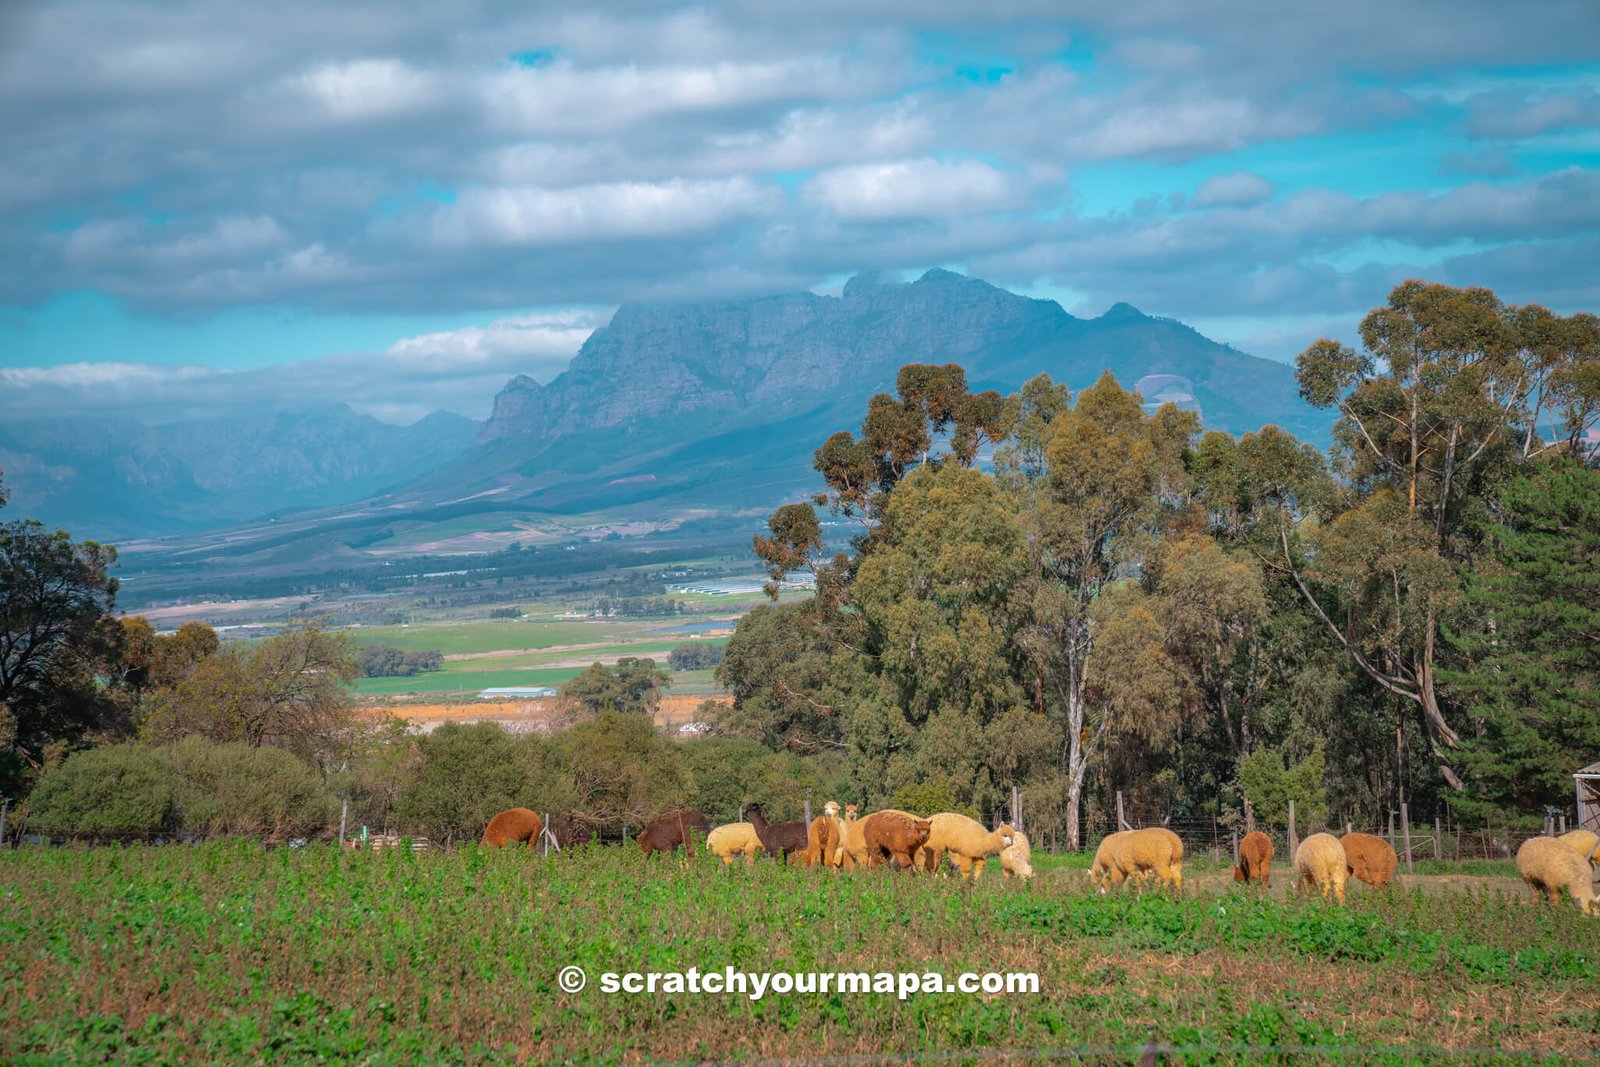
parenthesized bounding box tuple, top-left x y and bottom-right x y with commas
(917, 813, 1015, 879)
(548, 810, 596, 849)
(1340, 832, 1398, 890)
(1233, 830, 1274, 886)
(743, 802, 809, 864)
(861, 811, 933, 871)
(1000, 831, 1033, 882)
(802, 801, 844, 868)
(636, 808, 710, 858)
(1518, 837, 1600, 914)
(1294, 833, 1347, 903)
(707, 822, 764, 867)
(1091, 827, 1184, 891)
(482, 808, 543, 848)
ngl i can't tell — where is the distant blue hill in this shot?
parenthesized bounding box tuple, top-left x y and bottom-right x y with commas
(1, 270, 1331, 544)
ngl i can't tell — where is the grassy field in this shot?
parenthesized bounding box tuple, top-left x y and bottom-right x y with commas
(4, 844, 1598, 1063)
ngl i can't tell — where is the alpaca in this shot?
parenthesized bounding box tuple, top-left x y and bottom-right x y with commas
(548, 810, 596, 849)
(1233, 830, 1273, 886)
(636, 808, 710, 858)
(743, 802, 809, 864)
(1089, 828, 1183, 891)
(1000, 831, 1033, 881)
(1556, 829, 1600, 867)
(802, 801, 844, 868)
(482, 808, 543, 848)
(1340, 832, 1397, 890)
(707, 822, 764, 867)
(1518, 837, 1599, 914)
(861, 810, 933, 871)
(1294, 833, 1347, 903)
(917, 813, 1015, 879)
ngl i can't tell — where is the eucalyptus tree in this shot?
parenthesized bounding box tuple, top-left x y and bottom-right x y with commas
(1291, 280, 1598, 788)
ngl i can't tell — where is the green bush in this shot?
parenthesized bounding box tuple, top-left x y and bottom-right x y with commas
(892, 782, 981, 821)
(154, 736, 336, 840)
(394, 722, 575, 842)
(29, 745, 179, 838)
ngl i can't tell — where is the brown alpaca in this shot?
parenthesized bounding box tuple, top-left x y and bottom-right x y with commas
(1233, 830, 1274, 886)
(861, 810, 933, 871)
(801, 802, 843, 868)
(743, 802, 808, 863)
(636, 808, 710, 857)
(549, 810, 596, 849)
(482, 808, 544, 848)
(1340, 832, 1398, 890)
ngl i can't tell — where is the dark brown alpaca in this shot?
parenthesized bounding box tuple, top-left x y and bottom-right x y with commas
(636, 808, 710, 857)
(549, 810, 596, 849)
(482, 808, 543, 848)
(743, 802, 809, 864)
(861, 811, 933, 872)
(1233, 830, 1274, 886)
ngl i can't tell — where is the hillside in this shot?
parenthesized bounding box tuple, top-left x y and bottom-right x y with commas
(0, 406, 476, 539)
(10, 270, 1331, 560)
(407, 269, 1326, 516)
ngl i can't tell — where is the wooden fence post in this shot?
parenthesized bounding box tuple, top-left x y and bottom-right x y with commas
(1400, 801, 1414, 874)
(1434, 816, 1441, 860)
(1346, 821, 1353, 836)
(338, 797, 349, 849)
(1012, 785, 1023, 833)
(1116, 791, 1127, 831)
(1288, 798, 1297, 856)
(1231, 829, 1239, 866)
(804, 789, 812, 827)
(0, 797, 9, 849)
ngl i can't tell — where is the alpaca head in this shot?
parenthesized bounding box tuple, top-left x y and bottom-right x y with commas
(844, 804, 859, 822)
(823, 801, 840, 818)
(911, 817, 933, 847)
(996, 823, 1016, 848)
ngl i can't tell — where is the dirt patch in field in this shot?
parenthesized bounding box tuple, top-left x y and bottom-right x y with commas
(364, 692, 730, 733)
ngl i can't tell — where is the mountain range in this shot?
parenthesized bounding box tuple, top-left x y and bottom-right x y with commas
(1, 270, 1331, 546)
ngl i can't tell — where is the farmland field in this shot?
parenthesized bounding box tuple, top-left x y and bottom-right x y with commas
(4, 844, 1598, 1063)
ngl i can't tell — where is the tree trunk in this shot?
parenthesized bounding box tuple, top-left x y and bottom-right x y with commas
(1064, 688, 1088, 853)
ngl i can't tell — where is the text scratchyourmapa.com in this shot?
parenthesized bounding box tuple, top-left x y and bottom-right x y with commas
(559, 966, 1040, 1001)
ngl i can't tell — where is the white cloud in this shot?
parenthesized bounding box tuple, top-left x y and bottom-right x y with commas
(1191, 171, 1274, 208)
(290, 58, 439, 123)
(806, 158, 1029, 220)
(434, 177, 779, 246)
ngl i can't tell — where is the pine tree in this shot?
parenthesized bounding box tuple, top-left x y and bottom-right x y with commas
(1445, 461, 1600, 822)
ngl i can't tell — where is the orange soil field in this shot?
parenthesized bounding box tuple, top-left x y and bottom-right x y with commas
(367, 692, 729, 731)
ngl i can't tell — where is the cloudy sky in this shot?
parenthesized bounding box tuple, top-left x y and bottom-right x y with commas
(1, 1, 1597, 424)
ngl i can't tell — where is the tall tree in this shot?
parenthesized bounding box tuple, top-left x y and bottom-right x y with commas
(1018, 372, 1199, 849)
(0, 473, 123, 782)
(1443, 461, 1600, 821)
(1291, 280, 1597, 788)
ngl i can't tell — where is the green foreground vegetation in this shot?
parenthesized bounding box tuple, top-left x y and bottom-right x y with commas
(3, 843, 1597, 1064)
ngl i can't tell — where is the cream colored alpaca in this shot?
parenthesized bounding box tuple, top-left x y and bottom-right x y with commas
(1000, 831, 1033, 881)
(916, 813, 1015, 879)
(1089, 828, 1183, 891)
(707, 822, 763, 867)
(1519, 837, 1600, 914)
(1294, 833, 1347, 904)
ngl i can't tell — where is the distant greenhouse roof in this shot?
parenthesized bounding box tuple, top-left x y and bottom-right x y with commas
(477, 686, 558, 698)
